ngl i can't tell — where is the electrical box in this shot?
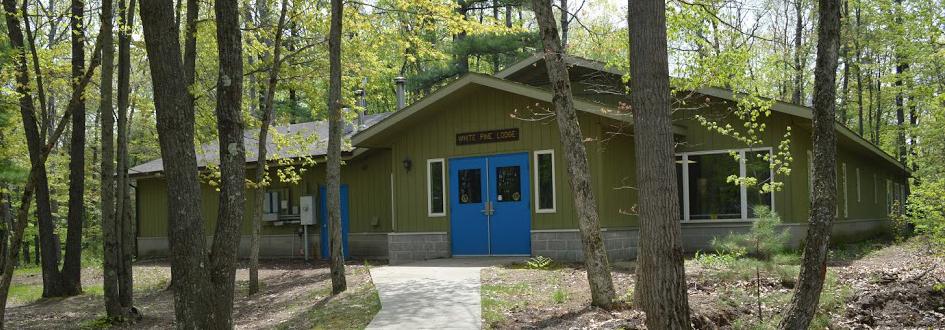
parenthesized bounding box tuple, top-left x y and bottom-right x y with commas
(300, 196, 315, 225)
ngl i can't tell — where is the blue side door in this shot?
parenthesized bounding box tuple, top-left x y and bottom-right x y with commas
(488, 153, 531, 255)
(449, 157, 490, 255)
(320, 185, 350, 259)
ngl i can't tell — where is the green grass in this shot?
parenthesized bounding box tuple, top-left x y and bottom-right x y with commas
(551, 288, 567, 304)
(305, 281, 381, 330)
(13, 265, 43, 276)
(828, 239, 890, 262)
(725, 267, 852, 328)
(8, 283, 43, 305)
(83, 284, 104, 296)
(481, 282, 530, 327)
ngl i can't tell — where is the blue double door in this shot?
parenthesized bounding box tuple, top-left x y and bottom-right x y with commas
(449, 153, 531, 256)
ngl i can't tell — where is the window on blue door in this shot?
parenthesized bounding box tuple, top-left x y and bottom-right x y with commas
(458, 169, 482, 204)
(495, 166, 521, 202)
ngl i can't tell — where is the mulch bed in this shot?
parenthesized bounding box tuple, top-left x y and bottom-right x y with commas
(482, 239, 945, 329)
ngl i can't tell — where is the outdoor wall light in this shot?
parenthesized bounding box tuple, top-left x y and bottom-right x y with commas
(403, 157, 412, 171)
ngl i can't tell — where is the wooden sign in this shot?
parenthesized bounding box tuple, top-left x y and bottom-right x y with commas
(456, 128, 519, 145)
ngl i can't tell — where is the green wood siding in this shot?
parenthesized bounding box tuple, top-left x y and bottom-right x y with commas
(136, 85, 909, 238)
(385, 87, 603, 232)
(135, 149, 393, 237)
(673, 104, 908, 223)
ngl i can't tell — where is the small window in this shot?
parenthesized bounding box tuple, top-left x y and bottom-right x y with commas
(263, 190, 279, 214)
(495, 166, 522, 202)
(458, 169, 482, 204)
(427, 159, 445, 216)
(263, 188, 289, 215)
(534, 150, 556, 212)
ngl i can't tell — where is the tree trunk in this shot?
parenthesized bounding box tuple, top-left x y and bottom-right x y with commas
(874, 69, 882, 144)
(139, 1, 213, 327)
(559, 0, 568, 48)
(116, 0, 137, 310)
(249, 0, 289, 296)
(100, 0, 123, 318)
(18, 0, 63, 299)
(792, 0, 804, 105)
(327, 0, 347, 295)
(779, 0, 841, 328)
(893, 0, 907, 164)
(626, 0, 692, 327)
(61, 0, 86, 297)
(530, 0, 615, 309)
(454, 1, 470, 73)
(854, 4, 864, 136)
(207, 0, 247, 325)
(838, 0, 849, 125)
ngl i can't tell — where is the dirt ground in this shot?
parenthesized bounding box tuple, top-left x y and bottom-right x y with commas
(481, 238, 945, 329)
(6, 260, 379, 329)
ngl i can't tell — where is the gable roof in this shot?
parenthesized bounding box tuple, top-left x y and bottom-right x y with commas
(129, 112, 391, 177)
(498, 53, 909, 174)
(351, 72, 630, 146)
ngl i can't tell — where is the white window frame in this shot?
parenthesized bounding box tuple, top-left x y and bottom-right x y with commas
(676, 147, 775, 222)
(873, 173, 878, 204)
(427, 158, 446, 217)
(856, 167, 861, 203)
(842, 163, 848, 217)
(533, 149, 557, 213)
(886, 179, 892, 213)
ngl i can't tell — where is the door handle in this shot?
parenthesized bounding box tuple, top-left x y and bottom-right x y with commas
(481, 201, 495, 216)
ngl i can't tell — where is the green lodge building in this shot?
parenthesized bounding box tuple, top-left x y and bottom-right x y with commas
(130, 54, 910, 264)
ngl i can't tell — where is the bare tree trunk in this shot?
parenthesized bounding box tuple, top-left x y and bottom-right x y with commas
(61, 0, 86, 297)
(249, 0, 289, 296)
(854, 3, 864, 136)
(207, 0, 247, 325)
(20, 1, 63, 298)
(874, 69, 882, 144)
(100, 0, 123, 318)
(327, 0, 347, 295)
(116, 0, 137, 310)
(893, 0, 907, 163)
(626, 0, 692, 327)
(531, 0, 615, 309)
(138, 1, 213, 327)
(792, 0, 804, 104)
(779, 0, 841, 328)
(559, 0, 568, 48)
(838, 0, 849, 125)
(454, 1, 470, 74)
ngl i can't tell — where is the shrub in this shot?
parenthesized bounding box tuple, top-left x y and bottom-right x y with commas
(525, 256, 553, 270)
(693, 250, 742, 269)
(907, 178, 945, 251)
(551, 288, 567, 304)
(621, 286, 635, 306)
(711, 205, 789, 260)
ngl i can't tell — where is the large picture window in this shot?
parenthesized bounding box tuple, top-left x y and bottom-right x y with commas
(427, 159, 446, 216)
(534, 150, 556, 213)
(677, 149, 775, 221)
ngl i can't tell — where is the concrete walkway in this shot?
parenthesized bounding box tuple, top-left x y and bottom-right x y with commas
(366, 257, 522, 329)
